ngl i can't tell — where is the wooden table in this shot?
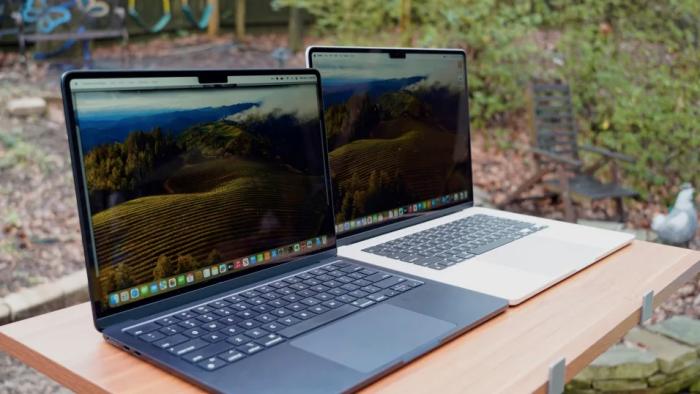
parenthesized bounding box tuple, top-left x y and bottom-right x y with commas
(1, 240, 699, 393)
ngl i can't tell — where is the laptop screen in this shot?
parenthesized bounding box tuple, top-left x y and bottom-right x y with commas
(309, 48, 473, 238)
(66, 72, 334, 314)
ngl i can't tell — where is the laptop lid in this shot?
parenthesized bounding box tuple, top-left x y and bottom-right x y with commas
(307, 47, 474, 245)
(61, 69, 335, 325)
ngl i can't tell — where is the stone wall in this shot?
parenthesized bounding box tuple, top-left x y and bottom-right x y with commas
(566, 316, 700, 393)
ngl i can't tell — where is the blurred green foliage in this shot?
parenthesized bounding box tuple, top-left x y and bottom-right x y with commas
(275, 0, 700, 201)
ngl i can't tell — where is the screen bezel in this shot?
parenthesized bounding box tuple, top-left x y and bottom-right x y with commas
(307, 46, 475, 245)
(61, 69, 337, 328)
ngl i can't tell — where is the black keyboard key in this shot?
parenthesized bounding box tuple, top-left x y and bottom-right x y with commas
(169, 338, 208, 356)
(300, 298, 320, 306)
(139, 331, 165, 343)
(183, 344, 225, 363)
(255, 314, 275, 323)
(196, 314, 217, 323)
(247, 297, 267, 305)
(255, 333, 284, 347)
(367, 293, 388, 302)
(270, 281, 287, 289)
(208, 300, 229, 309)
(278, 305, 359, 338)
(202, 332, 225, 343)
(297, 289, 316, 298)
(272, 308, 292, 317)
(242, 290, 260, 298)
(219, 316, 239, 326)
(160, 325, 183, 335)
(365, 272, 392, 282)
(212, 308, 233, 317)
(278, 316, 301, 326)
(349, 290, 369, 298)
(268, 299, 289, 308)
(183, 328, 205, 338)
(238, 319, 261, 329)
(202, 322, 223, 331)
(261, 322, 283, 332)
(336, 295, 356, 304)
(155, 316, 179, 326)
(252, 304, 273, 313)
(198, 356, 227, 371)
(236, 310, 256, 319)
(351, 298, 375, 308)
(261, 292, 280, 301)
(220, 326, 241, 336)
(227, 334, 251, 346)
(191, 305, 212, 314)
(315, 293, 333, 301)
(375, 276, 406, 289)
(328, 288, 347, 296)
(293, 310, 314, 320)
(229, 302, 250, 311)
(283, 294, 301, 302)
(245, 328, 268, 339)
(153, 334, 188, 349)
(238, 342, 264, 355)
(175, 311, 196, 320)
(340, 283, 359, 292)
(126, 322, 160, 336)
(286, 303, 305, 312)
(309, 305, 328, 314)
(322, 300, 342, 309)
(257, 285, 274, 293)
(218, 349, 245, 363)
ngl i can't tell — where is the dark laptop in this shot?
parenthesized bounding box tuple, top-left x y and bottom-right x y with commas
(61, 69, 507, 393)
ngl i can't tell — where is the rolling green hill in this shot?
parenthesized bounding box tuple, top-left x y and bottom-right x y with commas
(93, 158, 326, 296)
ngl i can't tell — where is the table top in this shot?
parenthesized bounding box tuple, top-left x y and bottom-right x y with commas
(1, 240, 699, 394)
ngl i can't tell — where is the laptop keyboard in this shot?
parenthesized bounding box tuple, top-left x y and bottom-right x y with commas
(123, 261, 422, 371)
(363, 214, 546, 270)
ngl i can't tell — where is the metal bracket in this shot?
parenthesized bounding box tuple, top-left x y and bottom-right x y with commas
(548, 357, 566, 394)
(641, 290, 654, 324)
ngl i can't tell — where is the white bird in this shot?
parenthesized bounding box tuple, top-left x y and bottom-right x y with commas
(651, 183, 697, 247)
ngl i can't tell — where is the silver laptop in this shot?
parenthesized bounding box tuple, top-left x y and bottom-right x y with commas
(307, 46, 634, 305)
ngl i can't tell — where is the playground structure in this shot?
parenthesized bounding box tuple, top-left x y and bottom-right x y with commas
(0, 1, 305, 66)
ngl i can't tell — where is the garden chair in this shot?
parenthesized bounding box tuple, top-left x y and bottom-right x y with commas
(498, 81, 639, 222)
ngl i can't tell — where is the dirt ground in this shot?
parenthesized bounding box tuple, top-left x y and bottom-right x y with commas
(0, 31, 697, 392)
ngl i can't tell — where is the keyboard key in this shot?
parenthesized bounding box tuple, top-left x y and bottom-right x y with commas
(255, 314, 275, 323)
(375, 276, 406, 289)
(202, 332, 225, 343)
(272, 308, 292, 317)
(309, 305, 329, 314)
(236, 310, 255, 319)
(219, 316, 239, 326)
(218, 349, 245, 363)
(247, 297, 266, 305)
(336, 295, 356, 304)
(139, 331, 165, 343)
(238, 320, 261, 329)
(268, 299, 289, 308)
(202, 321, 223, 331)
(160, 325, 182, 335)
(367, 293, 388, 302)
(286, 303, 305, 311)
(238, 342, 264, 355)
(242, 290, 260, 298)
(175, 311, 196, 320)
(322, 300, 342, 309)
(198, 357, 227, 371)
(256, 333, 284, 347)
(126, 322, 160, 336)
(191, 305, 212, 315)
(183, 344, 224, 363)
(351, 299, 375, 308)
(208, 300, 229, 309)
(196, 314, 217, 323)
(245, 328, 268, 339)
(261, 322, 282, 332)
(183, 328, 205, 338)
(365, 272, 392, 282)
(300, 298, 320, 306)
(278, 305, 359, 338)
(212, 308, 233, 317)
(220, 326, 241, 336)
(252, 304, 273, 313)
(153, 334, 188, 349)
(169, 338, 208, 356)
(293, 310, 314, 320)
(155, 316, 179, 326)
(278, 316, 301, 326)
(349, 290, 369, 298)
(227, 334, 251, 346)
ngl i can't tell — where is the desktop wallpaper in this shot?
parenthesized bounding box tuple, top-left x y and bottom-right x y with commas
(73, 84, 330, 306)
(315, 53, 472, 226)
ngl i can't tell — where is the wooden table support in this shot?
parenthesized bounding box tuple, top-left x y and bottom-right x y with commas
(1, 241, 699, 393)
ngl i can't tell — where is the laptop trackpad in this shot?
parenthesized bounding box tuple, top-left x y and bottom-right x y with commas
(290, 304, 455, 373)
